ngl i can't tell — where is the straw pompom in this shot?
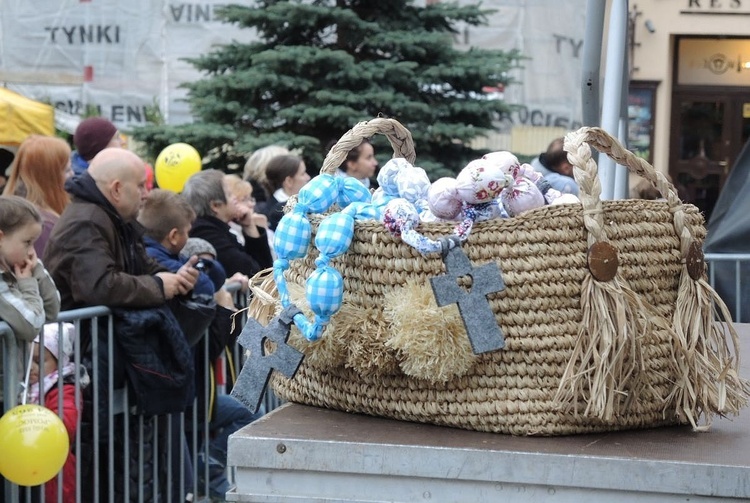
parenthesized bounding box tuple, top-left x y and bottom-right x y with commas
(246, 268, 279, 326)
(342, 307, 400, 377)
(384, 281, 476, 383)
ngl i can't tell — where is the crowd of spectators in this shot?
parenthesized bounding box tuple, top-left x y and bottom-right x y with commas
(1, 117, 590, 502)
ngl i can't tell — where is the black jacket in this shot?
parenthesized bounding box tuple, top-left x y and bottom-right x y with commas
(189, 215, 273, 277)
(260, 195, 285, 232)
(113, 305, 194, 416)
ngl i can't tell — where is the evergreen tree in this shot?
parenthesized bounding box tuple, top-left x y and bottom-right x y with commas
(133, 0, 523, 179)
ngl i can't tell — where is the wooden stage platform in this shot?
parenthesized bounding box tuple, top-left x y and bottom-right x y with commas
(228, 325, 750, 502)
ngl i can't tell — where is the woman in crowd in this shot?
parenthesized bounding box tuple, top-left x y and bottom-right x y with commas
(2, 135, 73, 256)
(335, 138, 378, 188)
(243, 145, 290, 206)
(261, 154, 310, 232)
(182, 169, 273, 278)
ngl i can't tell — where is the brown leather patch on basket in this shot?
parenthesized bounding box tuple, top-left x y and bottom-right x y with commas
(587, 242, 619, 282)
(686, 240, 705, 281)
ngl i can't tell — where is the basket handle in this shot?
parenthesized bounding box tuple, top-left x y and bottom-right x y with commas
(564, 127, 696, 255)
(320, 117, 416, 176)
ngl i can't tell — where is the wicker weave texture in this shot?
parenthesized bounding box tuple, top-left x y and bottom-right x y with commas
(266, 119, 729, 436)
(273, 199, 704, 435)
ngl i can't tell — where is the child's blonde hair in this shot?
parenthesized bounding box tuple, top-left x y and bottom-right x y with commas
(224, 174, 253, 200)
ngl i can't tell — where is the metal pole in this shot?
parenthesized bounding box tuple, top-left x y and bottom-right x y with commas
(599, 0, 629, 200)
(581, 0, 606, 128)
(614, 30, 631, 199)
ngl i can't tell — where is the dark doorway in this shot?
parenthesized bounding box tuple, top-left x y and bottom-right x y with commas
(669, 92, 750, 221)
(670, 36, 750, 221)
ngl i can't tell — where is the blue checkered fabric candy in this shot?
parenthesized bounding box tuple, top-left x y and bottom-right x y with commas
(305, 264, 344, 334)
(316, 213, 355, 258)
(274, 213, 311, 260)
(336, 176, 372, 209)
(342, 201, 379, 221)
(270, 169, 382, 341)
(295, 213, 356, 341)
(296, 174, 339, 214)
(273, 213, 314, 307)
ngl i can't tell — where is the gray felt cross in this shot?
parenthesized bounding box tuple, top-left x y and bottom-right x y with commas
(231, 305, 304, 413)
(429, 243, 506, 354)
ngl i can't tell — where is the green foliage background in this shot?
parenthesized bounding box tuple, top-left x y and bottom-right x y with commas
(133, 0, 523, 180)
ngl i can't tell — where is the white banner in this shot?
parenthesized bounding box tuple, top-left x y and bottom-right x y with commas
(450, 0, 587, 131)
(0, 0, 248, 127)
(0, 0, 587, 131)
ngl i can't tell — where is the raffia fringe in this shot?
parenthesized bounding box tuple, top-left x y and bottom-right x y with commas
(671, 273, 750, 430)
(246, 268, 278, 326)
(555, 274, 655, 421)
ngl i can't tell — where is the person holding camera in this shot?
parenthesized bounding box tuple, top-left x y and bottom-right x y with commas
(138, 191, 259, 499)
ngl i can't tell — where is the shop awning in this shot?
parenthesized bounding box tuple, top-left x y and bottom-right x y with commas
(0, 87, 54, 145)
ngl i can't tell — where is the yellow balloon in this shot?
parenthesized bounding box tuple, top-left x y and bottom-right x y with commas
(154, 142, 202, 192)
(0, 404, 69, 486)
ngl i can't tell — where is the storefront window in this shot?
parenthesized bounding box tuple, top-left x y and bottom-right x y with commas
(678, 101, 724, 161)
(678, 38, 750, 87)
(628, 81, 658, 164)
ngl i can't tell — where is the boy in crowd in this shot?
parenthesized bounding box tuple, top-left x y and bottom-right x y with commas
(138, 189, 258, 500)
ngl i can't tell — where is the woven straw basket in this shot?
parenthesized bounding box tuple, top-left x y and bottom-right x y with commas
(255, 118, 749, 436)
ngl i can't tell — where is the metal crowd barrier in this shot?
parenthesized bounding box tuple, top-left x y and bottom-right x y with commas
(3, 255, 744, 501)
(1, 288, 283, 503)
(705, 253, 750, 324)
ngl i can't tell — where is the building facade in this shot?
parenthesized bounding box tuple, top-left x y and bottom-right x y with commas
(630, 0, 750, 218)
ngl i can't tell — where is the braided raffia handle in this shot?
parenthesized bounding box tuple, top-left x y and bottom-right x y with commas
(320, 117, 416, 175)
(564, 127, 696, 256)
